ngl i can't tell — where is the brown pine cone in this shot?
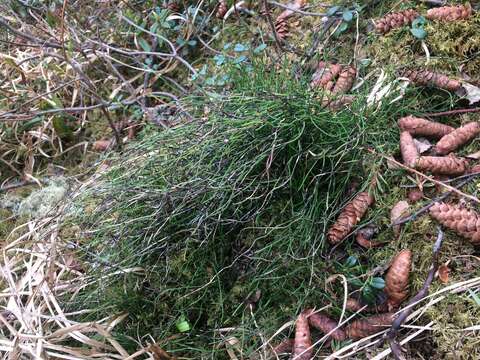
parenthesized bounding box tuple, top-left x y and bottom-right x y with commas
(166, 1, 180, 12)
(327, 192, 374, 244)
(345, 298, 389, 313)
(426, 4, 472, 22)
(322, 95, 355, 111)
(307, 311, 346, 341)
(403, 69, 461, 92)
(274, 0, 307, 40)
(331, 66, 356, 94)
(375, 9, 419, 34)
(430, 202, 480, 244)
(345, 313, 395, 339)
(293, 310, 312, 360)
(385, 250, 411, 310)
(400, 131, 419, 168)
(398, 116, 454, 139)
(216, 0, 227, 19)
(271, 338, 294, 356)
(311, 62, 343, 91)
(416, 155, 468, 175)
(435, 122, 480, 155)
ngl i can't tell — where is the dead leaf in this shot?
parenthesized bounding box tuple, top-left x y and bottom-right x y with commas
(390, 201, 410, 237)
(462, 83, 480, 105)
(466, 150, 480, 160)
(437, 264, 450, 284)
(413, 138, 432, 154)
(92, 139, 113, 151)
(149, 344, 173, 360)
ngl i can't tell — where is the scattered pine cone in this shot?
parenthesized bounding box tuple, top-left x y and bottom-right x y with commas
(402, 69, 461, 92)
(307, 311, 346, 341)
(400, 131, 419, 168)
(398, 116, 454, 139)
(311, 62, 343, 91)
(322, 95, 355, 110)
(416, 155, 468, 175)
(345, 298, 388, 313)
(271, 338, 294, 356)
(166, 1, 180, 12)
(293, 310, 312, 360)
(332, 66, 357, 94)
(345, 313, 395, 339)
(385, 250, 411, 310)
(426, 3, 472, 22)
(274, 0, 307, 40)
(167, 1, 180, 12)
(430, 202, 480, 244)
(216, 0, 227, 19)
(435, 122, 480, 155)
(375, 9, 419, 34)
(327, 192, 374, 244)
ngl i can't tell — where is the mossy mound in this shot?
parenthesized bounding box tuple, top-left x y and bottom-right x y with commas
(369, 11, 480, 79)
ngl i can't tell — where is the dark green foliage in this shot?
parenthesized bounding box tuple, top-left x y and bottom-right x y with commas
(68, 63, 415, 356)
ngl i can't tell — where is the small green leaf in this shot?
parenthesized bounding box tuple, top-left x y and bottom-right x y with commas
(370, 277, 386, 289)
(334, 22, 349, 36)
(349, 278, 363, 287)
(362, 286, 375, 303)
(223, 42, 232, 50)
(410, 27, 427, 39)
(359, 58, 371, 66)
(176, 316, 191, 332)
(345, 255, 358, 267)
(342, 10, 354, 22)
(233, 55, 247, 64)
(411, 16, 426, 28)
(468, 289, 480, 306)
(327, 6, 340, 16)
(214, 54, 226, 66)
(254, 44, 267, 54)
(188, 40, 197, 46)
(234, 43, 248, 52)
(138, 38, 151, 52)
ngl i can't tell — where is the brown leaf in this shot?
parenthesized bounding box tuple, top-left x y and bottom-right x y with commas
(92, 139, 113, 151)
(149, 344, 173, 360)
(390, 201, 409, 236)
(438, 264, 450, 283)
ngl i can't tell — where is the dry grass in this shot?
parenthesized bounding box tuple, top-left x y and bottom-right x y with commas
(0, 190, 166, 359)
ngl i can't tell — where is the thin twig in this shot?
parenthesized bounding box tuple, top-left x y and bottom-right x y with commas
(392, 172, 480, 226)
(423, 107, 480, 118)
(386, 227, 444, 359)
(262, 0, 283, 54)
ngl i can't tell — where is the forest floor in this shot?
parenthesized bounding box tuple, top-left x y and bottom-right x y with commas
(1, 0, 480, 359)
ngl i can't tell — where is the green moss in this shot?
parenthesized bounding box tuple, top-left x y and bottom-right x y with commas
(369, 12, 480, 78)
